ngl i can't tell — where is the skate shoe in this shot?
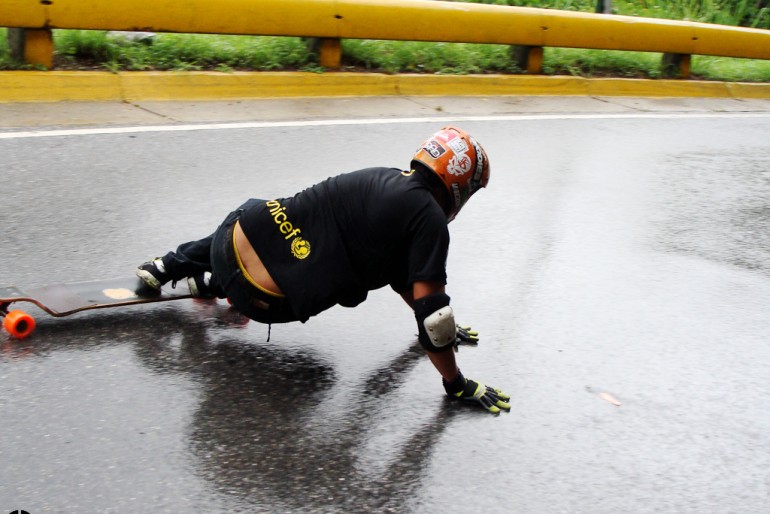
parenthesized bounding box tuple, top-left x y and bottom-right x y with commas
(136, 258, 170, 290)
(188, 272, 219, 298)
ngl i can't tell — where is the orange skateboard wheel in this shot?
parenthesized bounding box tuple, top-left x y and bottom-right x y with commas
(3, 310, 36, 339)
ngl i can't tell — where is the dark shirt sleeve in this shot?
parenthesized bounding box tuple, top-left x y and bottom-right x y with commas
(391, 204, 449, 294)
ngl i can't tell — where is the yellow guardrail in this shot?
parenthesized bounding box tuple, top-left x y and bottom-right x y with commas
(3, 0, 770, 58)
(2, 0, 770, 73)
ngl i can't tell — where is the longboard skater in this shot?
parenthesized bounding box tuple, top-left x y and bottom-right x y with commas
(0, 277, 193, 339)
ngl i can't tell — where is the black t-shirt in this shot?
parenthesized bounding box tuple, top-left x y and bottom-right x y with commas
(238, 167, 450, 321)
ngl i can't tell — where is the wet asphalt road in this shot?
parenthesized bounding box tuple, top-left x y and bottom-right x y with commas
(1, 101, 769, 513)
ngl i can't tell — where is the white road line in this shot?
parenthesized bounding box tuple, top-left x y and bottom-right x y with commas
(1, 112, 769, 140)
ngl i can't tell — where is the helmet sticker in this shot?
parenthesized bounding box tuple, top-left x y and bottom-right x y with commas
(446, 153, 472, 177)
(423, 140, 446, 159)
(451, 182, 462, 209)
(471, 138, 485, 186)
(447, 137, 469, 155)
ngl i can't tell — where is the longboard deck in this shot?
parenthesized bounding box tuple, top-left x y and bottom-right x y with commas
(0, 277, 193, 317)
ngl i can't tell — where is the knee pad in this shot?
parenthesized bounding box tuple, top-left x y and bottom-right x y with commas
(413, 293, 456, 353)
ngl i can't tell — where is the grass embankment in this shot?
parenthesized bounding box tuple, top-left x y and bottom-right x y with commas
(1, 0, 769, 81)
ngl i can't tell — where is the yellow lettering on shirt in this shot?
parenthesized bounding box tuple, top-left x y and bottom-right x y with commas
(265, 200, 311, 259)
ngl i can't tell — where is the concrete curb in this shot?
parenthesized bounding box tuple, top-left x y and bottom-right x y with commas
(1, 71, 770, 103)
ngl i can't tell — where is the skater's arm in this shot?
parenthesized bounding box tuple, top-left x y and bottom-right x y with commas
(410, 280, 511, 415)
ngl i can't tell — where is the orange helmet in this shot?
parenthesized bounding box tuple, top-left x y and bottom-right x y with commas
(411, 126, 490, 221)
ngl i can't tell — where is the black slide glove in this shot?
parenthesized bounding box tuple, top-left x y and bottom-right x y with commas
(443, 372, 511, 414)
(454, 324, 479, 351)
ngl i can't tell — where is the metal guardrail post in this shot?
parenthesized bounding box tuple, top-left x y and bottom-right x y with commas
(7, 28, 54, 68)
(512, 45, 544, 74)
(305, 37, 342, 69)
(662, 53, 692, 78)
(318, 38, 342, 69)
